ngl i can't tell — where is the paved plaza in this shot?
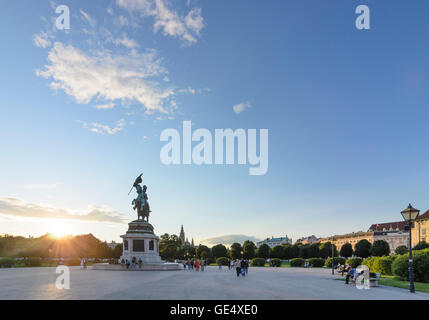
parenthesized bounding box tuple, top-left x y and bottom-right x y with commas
(1, 266, 428, 300)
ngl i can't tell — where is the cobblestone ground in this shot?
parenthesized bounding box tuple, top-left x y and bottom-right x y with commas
(1, 266, 428, 300)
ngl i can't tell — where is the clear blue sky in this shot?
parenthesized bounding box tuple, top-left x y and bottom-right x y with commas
(1, 0, 429, 245)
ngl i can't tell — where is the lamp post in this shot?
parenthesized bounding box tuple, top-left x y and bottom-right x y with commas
(400, 204, 420, 293)
(331, 239, 335, 275)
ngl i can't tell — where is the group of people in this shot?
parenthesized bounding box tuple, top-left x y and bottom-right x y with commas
(121, 257, 143, 269)
(183, 259, 206, 271)
(335, 263, 364, 284)
(228, 259, 249, 277)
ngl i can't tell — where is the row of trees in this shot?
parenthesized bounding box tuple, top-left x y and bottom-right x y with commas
(0, 234, 123, 259)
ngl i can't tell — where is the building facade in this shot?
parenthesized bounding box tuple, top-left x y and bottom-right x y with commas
(257, 236, 292, 248)
(319, 220, 410, 255)
(412, 210, 429, 245)
(295, 235, 319, 245)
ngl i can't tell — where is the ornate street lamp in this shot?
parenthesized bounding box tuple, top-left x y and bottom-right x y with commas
(331, 238, 335, 275)
(400, 204, 420, 293)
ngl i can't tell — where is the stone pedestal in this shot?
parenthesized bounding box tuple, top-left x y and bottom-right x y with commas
(93, 219, 180, 271)
(120, 220, 163, 264)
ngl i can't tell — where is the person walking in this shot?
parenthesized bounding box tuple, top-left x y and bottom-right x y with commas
(230, 259, 235, 271)
(218, 261, 222, 270)
(200, 259, 205, 272)
(240, 259, 246, 277)
(228, 259, 231, 270)
(195, 259, 200, 271)
(244, 259, 249, 275)
(138, 258, 143, 269)
(235, 259, 241, 277)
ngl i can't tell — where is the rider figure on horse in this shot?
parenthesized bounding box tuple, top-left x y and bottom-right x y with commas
(130, 174, 151, 222)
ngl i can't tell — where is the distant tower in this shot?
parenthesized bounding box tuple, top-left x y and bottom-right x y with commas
(179, 225, 185, 245)
(191, 238, 195, 247)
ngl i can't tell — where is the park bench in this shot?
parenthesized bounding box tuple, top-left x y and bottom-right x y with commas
(369, 272, 381, 287)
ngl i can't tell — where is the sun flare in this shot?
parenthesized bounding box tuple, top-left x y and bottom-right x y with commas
(49, 221, 71, 239)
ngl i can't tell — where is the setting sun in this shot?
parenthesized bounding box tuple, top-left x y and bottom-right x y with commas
(49, 220, 71, 239)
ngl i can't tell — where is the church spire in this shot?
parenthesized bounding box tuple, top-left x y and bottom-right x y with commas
(179, 225, 185, 245)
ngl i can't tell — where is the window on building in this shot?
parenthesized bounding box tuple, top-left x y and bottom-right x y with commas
(149, 240, 154, 251)
(124, 240, 128, 251)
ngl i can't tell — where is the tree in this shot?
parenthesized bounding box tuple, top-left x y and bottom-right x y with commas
(354, 239, 372, 258)
(112, 244, 123, 259)
(242, 240, 256, 260)
(270, 245, 284, 259)
(340, 243, 353, 258)
(371, 240, 390, 257)
(309, 243, 320, 258)
(160, 244, 177, 261)
(395, 245, 408, 255)
(319, 242, 336, 259)
(229, 243, 243, 259)
(299, 245, 310, 259)
(291, 244, 300, 259)
(282, 244, 295, 260)
(413, 241, 429, 250)
(256, 244, 270, 259)
(196, 245, 211, 259)
(211, 244, 227, 259)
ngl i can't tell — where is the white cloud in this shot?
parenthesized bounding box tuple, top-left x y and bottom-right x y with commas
(95, 102, 115, 110)
(0, 197, 126, 224)
(36, 42, 175, 114)
(78, 119, 126, 135)
(112, 34, 139, 48)
(178, 87, 211, 95)
(233, 101, 252, 114)
(200, 234, 261, 246)
(116, 0, 204, 44)
(80, 9, 97, 28)
(33, 32, 51, 48)
(185, 8, 204, 35)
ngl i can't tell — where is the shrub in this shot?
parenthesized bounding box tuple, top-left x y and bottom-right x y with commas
(271, 258, 281, 267)
(251, 258, 266, 267)
(413, 242, 429, 250)
(346, 257, 363, 268)
(308, 258, 325, 267)
(290, 258, 305, 267)
(371, 240, 390, 257)
(24, 257, 42, 267)
(354, 239, 372, 258)
(0, 258, 15, 268)
(216, 257, 229, 266)
(392, 251, 429, 282)
(395, 245, 408, 255)
(373, 256, 394, 275)
(324, 257, 345, 268)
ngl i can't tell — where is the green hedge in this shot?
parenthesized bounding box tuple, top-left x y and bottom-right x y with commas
(290, 258, 305, 267)
(216, 257, 229, 266)
(271, 258, 281, 267)
(324, 257, 346, 268)
(251, 258, 266, 267)
(0, 258, 15, 268)
(346, 257, 363, 268)
(363, 256, 394, 275)
(308, 258, 325, 267)
(392, 250, 429, 282)
(24, 257, 42, 267)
